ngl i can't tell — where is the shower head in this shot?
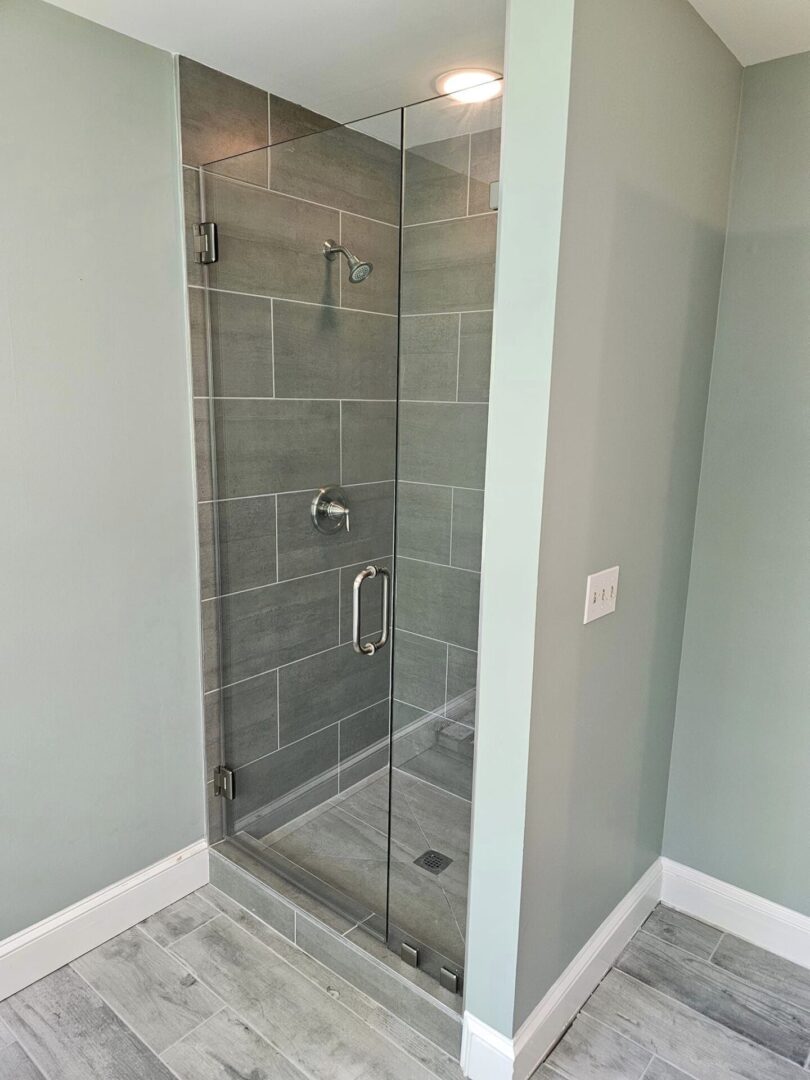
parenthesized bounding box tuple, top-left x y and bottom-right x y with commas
(323, 240, 374, 284)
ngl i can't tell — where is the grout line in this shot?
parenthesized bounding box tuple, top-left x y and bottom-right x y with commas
(201, 548, 392, 603)
(188, 283, 398, 320)
(402, 211, 496, 229)
(197, 395, 397, 403)
(158, 1005, 227, 1060)
(707, 932, 724, 963)
(199, 478, 395, 505)
(67, 960, 202, 1079)
(398, 478, 484, 494)
(0, 1020, 57, 1080)
(399, 553, 480, 576)
(202, 167, 398, 230)
(153, 915, 326, 1080)
(400, 308, 494, 318)
(339, 401, 343, 483)
(194, 395, 487, 405)
(455, 311, 462, 402)
(594, 967, 804, 1069)
(236, 696, 392, 772)
(392, 764, 472, 805)
(395, 628, 477, 653)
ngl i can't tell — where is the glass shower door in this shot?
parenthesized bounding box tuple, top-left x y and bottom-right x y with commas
(197, 86, 501, 993)
(199, 109, 402, 931)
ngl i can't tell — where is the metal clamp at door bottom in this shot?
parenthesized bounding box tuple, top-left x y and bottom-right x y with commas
(352, 565, 390, 656)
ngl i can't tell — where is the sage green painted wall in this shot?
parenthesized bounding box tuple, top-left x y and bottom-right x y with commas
(664, 52, 810, 914)
(513, 0, 741, 1030)
(0, 0, 204, 938)
(464, 0, 575, 1038)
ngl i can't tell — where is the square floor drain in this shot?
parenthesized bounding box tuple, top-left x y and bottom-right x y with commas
(414, 849, 453, 875)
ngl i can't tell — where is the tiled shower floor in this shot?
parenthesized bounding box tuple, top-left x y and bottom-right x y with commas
(247, 766, 471, 968)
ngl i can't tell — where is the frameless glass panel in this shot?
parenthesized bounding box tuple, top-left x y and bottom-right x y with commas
(388, 86, 502, 981)
(196, 85, 500, 992)
(199, 110, 402, 931)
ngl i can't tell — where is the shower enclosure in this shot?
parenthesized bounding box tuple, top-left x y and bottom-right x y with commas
(198, 86, 501, 991)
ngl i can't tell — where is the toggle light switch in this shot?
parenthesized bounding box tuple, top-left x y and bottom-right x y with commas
(583, 566, 619, 624)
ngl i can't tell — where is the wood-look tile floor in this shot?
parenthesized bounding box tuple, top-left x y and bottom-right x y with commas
(0, 884, 463, 1080)
(538, 904, 810, 1079)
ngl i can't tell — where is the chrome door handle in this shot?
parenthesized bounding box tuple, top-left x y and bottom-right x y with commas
(352, 565, 390, 656)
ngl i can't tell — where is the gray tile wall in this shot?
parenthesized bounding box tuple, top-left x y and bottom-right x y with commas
(392, 119, 500, 804)
(178, 58, 399, 840)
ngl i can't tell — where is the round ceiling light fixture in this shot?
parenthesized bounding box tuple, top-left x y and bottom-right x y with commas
(436, 69, 503, 104)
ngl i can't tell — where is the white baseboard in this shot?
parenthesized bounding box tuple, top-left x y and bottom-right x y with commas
(461, 1013, 516, 1080)
(0, 839, 209, 1000)
(461, 859, 661, 1080)
(661, 857, 810, 969)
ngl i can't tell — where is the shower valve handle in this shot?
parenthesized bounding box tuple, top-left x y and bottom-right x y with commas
(326, 501, 350, 532)
(311, 486, 351, 534)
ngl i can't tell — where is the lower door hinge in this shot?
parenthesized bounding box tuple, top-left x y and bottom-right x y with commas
(213, 765, 235, 799)
(193, 221, 218, 264)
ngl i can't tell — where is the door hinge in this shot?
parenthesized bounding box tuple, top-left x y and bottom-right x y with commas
(213, 765, 235, 799)
(193, 221, 218, 264)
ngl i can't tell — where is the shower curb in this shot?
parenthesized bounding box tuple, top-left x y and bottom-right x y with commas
(209, 845, 463, 1057)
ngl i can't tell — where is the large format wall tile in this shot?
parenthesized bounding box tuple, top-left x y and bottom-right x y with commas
(207, 668, 279, 769)
(271, 125, 400, 224)
(398, 402, 488, 489)
(446, 646, 477, 726)
(269, 95, 336, 145)
(396, 482, 452, 564)
(458, 311, 493, 401)
(278, 642, 390, 745)
(451, 488, 485, 571)
(404, 136, 469, 226)
(340, 216, 399, 315)
(339, 700, 390, 789)
(401, 214, 497, 314)
(213, 398, 340, 498)
(201, 495, 277, 595)
(393, 631, 447, 712)
(468, 128, 501, 215)
(341, 401, 397, 484)
(179, 58, 268, 183)
(399, 314, 460, 401)
(204, 177, 340, 303)
(234, 725, 339, 819)
(273, 300, 396, 400)
(219, 572, 339, 685)
(208, 291, 273, 397)
(276, 483, 393, 580)
(395, 558, 480, 651)
(188, 287, 207, 395)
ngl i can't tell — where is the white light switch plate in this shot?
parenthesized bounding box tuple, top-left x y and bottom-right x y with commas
(583, 566, 619, 624)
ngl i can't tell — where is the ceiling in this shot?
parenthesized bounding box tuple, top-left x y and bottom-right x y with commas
(687, 0, 810, 66)
(45, 0, 810, 121)
(45, 0, 507, 122)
